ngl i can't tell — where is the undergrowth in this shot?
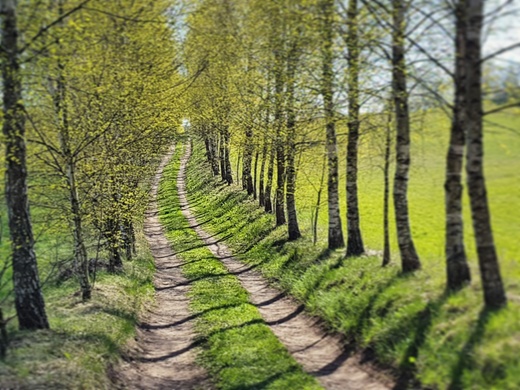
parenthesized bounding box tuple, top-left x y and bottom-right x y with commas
(0, 215, 155, 389)
(185, 139, 520, 390)
(158, 142, 321, 390)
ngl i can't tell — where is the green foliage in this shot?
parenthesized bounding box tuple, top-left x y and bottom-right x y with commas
(186, 139, 520, 389)
(157, 142, 321, 390)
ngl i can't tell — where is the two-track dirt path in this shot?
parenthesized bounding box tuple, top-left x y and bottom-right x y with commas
(177, 142, 394, 390)
(114, 146, 210, 390)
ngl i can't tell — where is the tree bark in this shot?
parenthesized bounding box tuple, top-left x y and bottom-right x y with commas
(391, 0, 421, 272)
(253, 150, 259, 200)
(243, 127, 254, 195)
(0, 308, 7, 359)
(264, 140, 275, 213)
(1, 3, 49, 329)
(209, 134, 220, 176)
(445, 0, 471, 290)
(106, 216, 123, 273)
(321, 0, 344, 249)
(313, 156, 327, 245)
(274, 53, 286, 226)
(345, 0, 364, 257)
(53, 39, 92, 301)
(259, 134, 268, 207)
(285, 42, 301, 240)
(383, 108, 392, 266)
(464, 0, 506, 308)
(219, 132, 227, 182)
(224, 128, 233, 185)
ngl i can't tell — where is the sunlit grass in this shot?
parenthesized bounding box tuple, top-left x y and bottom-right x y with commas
(189, 116, 520, 389)
(157, 142, 321, 390)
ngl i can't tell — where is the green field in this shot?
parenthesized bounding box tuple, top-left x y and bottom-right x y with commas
(232, 109, 520, 289)
(190, 109, 520, 388)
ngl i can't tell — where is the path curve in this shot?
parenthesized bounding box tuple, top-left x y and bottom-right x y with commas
(177, 142, 394, 390)
(115, 146, 210, 390)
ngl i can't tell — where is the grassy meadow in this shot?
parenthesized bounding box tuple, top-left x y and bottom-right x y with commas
(187, 108, 520, 389)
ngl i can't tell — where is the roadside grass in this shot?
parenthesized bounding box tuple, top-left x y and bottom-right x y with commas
(0, 227, 155, 389)
(0, 158, 156, 388)
(158, 142, 321, 390)
(186, 136, 520, 389)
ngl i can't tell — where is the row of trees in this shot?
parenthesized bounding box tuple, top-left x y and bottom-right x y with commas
(0, 0, 180, 350)
(184, 0, 518, 309)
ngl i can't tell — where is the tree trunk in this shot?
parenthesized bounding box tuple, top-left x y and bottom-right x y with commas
(53, 38, 92, 300)
(259, 135, 268, 207)
(253, 150, 259, 200)
(313, 155, 327, 245)
(321, 0, 344, 250)
(391, 0, 421, 272)
(243, 127, 254, 195)
(383, 108, 392, 266)
(1, 3, 49, 329)
(122, 219, 135, 260)
(204, 135, 212, 164)
(285, 41, 301, 240)
(68, 163, 91, 300)
(219, 133, 227, 182)
(209, 134, 220, 176)
(264, 140, 275, 213)
(345, 0, 364, 257)
(224, 128, 233, 185)
(274, 54, 286, 226)
(445, 0, 471, 290)
(0, 308, 8, 359)
(464, 0, 506, 308)
(237, 151, 241, 187)
(106, 217, 123, 273)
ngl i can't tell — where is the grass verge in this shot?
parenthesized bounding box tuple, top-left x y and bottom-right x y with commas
(185, 139, 520, 390)
(157, 142, 321, 390)
(0, 219, 155, 389)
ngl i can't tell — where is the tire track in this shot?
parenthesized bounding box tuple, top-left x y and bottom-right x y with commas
(177, 142, 394, 390)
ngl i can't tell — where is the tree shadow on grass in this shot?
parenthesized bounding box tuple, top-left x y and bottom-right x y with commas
(392, 291, 450, 389)
(139, 302, 245, 330)
(447, 308, 496, 390)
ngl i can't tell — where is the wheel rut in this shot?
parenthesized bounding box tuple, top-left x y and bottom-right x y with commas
(114, 146, 210, 390)
(177, 142, 394, 390)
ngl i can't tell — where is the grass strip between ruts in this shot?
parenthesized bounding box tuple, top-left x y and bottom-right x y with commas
(157, 142, 321, 390)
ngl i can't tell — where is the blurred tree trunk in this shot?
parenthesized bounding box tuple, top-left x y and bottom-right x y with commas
(391, 0, 421, 272)
(382, 107, 392, 266)
(253, 150, 259, 200)
(258, 135, 268, 207)
(464, 0, 506, 308)
(1, 1, 49, 329)
(264, 140, 275, 213)
(219, 132, 227, 182)
(224, 127, 233, 185)
(345, 0, 364, 257)
(242, 127, 254, 195)
(274, 51, 286, 226)
(445, 0, 471, 290)
(285, 40, 301, 240)
(321, 0, 344, 250)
